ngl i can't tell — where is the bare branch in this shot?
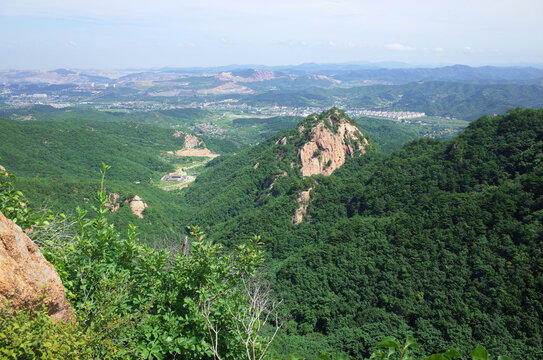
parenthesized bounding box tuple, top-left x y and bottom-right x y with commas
(227, 278, 283, 360)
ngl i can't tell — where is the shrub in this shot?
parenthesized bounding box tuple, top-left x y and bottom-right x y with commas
(0, 303, 92, 360)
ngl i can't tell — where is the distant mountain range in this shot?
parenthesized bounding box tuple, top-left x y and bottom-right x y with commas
(1, 64, 541, 85)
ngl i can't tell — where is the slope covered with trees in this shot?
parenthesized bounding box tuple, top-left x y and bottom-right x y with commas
(1, 107, 541, 358)
(177, 108, 542, 359)
(0, 117, 191, 239)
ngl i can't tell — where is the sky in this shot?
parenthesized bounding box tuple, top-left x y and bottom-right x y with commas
(1, 0, 542, 69)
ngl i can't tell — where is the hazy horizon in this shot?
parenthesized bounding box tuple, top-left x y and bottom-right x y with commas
(2, 61, 543, 73)
(1, 0, 542, 69)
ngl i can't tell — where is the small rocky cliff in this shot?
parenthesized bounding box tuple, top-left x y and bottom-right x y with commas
(0, 210, 72, 322)
(285, 108, 370, 224)
(296, 108, 369, 177)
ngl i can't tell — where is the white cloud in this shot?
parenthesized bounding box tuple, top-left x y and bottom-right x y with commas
(435, 47, 445, 52)
(384, 43, 416, 51)
(65, 40, 77, 47)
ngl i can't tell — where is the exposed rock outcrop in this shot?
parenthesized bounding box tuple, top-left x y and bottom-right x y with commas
(166, 132, 220, 158)
(172, 131, 202, 148)
(297, 109, 369, 177)
(292, 188, 312, 225)
(275, 136, 287, 145)
(126, 195, 148, 219)
(268, 171, 288, 191)
(0, 210, 73, 322)
(184, 133, 202, 149)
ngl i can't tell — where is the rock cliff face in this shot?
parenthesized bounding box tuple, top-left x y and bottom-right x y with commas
(184, 133, 202, 149)
(283, 109, 369, 224)
(297, 109, 369, 177)
(291, 188, 312, 225)
(0, 210, 72, 322)
(127, 195, 148, 218)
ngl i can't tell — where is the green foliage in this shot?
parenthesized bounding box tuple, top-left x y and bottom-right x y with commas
(316, 82, 543, 120)
(3, 106, 541, 359)
(35, 164, 273, 359)
(0, 117, 193, 239)
(354, 117, 433, 154)
(0, 303, 93, 359)
(0, 156, 61, 230)
(0, 159, 33, 228)
(0, 118, 173, 182)
(367, 336, 511, 360)
(174, 108, 542, 358)
(369, 335, 420, 359)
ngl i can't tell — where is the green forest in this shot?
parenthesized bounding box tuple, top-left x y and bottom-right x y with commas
(1, 107, 542, 359)
(172, 108, 543, 359)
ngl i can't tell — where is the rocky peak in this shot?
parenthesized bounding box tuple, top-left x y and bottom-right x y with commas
(295, 108, 369, 177)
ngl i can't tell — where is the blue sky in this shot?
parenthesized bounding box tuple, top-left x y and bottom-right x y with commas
(1, 0, 542, 69)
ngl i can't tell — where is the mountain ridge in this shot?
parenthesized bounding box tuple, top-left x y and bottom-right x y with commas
(177, 108, 543, 358)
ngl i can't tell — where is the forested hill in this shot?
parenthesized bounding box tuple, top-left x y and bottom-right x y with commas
(180, 108, 543, 358)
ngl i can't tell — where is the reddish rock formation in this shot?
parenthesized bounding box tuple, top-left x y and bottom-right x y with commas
(126, 195, 148, 218)
(298, 114, 368, 177)
(0, 210, 73, 322)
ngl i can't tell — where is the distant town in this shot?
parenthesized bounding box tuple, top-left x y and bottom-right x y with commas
(1, 88, 426, 123)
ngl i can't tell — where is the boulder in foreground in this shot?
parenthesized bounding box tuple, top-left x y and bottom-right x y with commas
(0, 210, 72, 322)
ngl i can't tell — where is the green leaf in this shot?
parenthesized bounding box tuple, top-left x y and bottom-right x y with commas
(470, 345, 488, 360)
(497, 357, 513, 360)
(318, 353, 332, 360)
(405, 334, 420, 349)
(426, 354, 448, 360)
(376, 337, 401, 349)
(444, 349, 463, 358)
